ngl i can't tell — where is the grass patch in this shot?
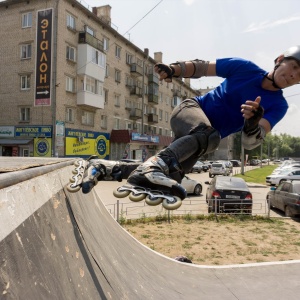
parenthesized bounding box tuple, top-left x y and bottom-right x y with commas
(234, 165, 277, 184)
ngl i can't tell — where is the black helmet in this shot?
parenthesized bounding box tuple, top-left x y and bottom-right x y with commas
(283, 46, 300, 64)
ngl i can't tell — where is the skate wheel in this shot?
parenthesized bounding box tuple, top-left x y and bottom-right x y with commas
(162, 196, 182, 210)
(113, 187, 131, 198)
(145, 192, 163, 206)
(129, 190, 147, 202)
(74, 160, 82, 167)
(66, 182, 81, 193)
(69, 173, 83, 183)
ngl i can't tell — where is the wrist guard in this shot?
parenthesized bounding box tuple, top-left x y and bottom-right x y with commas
(243, 105, 264, 136)
(155, 63, 175, 81)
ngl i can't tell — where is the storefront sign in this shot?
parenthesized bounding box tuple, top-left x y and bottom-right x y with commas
(65, 128, 110, 159)
(35, 9, 53, 106)
(15, 126, 52, 138)
(34, 138, 52, 157)
(131, 133, 159, 143)
(0, 126, 14, 138)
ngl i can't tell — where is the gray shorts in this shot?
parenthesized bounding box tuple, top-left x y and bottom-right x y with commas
(170, 98, 211, 139)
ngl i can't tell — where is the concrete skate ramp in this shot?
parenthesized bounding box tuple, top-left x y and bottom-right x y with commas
(1, 158, 300, 299)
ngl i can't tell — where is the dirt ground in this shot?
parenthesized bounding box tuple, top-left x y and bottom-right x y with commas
(123, 216, 300, 265)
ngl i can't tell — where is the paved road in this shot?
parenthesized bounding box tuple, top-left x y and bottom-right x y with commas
(94, 167, 280, 219)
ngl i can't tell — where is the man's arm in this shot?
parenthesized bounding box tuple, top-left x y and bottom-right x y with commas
(241, 97, 271, 150)
(154, 60, 217, 82)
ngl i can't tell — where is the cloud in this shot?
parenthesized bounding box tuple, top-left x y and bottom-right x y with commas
(243, 14, 300, 33)
(183, 0, 195, 5)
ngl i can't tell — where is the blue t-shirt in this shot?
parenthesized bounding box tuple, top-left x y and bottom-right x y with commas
(194, 58, 288, 138)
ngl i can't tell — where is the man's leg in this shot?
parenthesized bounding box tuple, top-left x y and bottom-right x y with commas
(121, 99, 220, 200)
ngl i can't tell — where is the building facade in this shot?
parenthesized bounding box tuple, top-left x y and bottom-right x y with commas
(0, 0, 232, 161)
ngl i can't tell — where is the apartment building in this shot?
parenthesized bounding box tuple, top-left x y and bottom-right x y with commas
(0, 0, 199, 160)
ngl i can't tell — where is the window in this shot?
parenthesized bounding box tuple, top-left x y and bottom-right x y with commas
(126, 53, 133, 64)
(105, 64, 109, 77)
(114, 94, 120, 107)
(165, 112, 169, 122)
(66, 107, 74, 123)
(101, 115, 107, 129)
(22, 12, 32, 28)
(103, 37, 109, 51)
(20, 107, 30, 122)
(66, 45, 76, 62)
(159, 109, 163, 121)
(115, 45, 121, 58)
(66, 76, 75, 92)
(21, 74, 30, 90)
(114, 117, 120, 129)
(85, 25, 94, 36)
(91, 48, 105, 67)
(104, 89, 108, 104)
(82, 111, 94, 126)
(159, 127, 162, 135)
(115, 69, 121, 83)
(67, 14, 76, 30)
(21, 44, 31, 59)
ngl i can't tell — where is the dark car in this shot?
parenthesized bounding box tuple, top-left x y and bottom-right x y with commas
(230, 160, 241, 167)
(266, 180, 300, 217)
(205, 176, 252, 214)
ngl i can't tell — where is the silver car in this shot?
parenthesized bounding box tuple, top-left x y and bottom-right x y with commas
(209, 162, 230, 178)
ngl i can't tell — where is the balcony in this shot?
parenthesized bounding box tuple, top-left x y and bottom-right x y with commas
(77, 91, 104, 109)
(78, 31, 103, 52)
(148, 113, 158, 124)
(129, 108, 142, 120)
(130, 63, 143, 77)
(130, 86, 142, 97)
(148, 74, 159, 85)
(148, 94, 158, 104)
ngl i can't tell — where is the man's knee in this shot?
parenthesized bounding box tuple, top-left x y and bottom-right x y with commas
(190, 123, 221, 156)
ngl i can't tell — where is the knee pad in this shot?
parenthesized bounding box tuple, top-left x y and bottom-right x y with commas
(190, 123, 221, 156)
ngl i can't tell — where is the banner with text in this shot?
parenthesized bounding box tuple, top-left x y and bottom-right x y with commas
(65, 128, 110, 159)
(35, 8, 53, 106)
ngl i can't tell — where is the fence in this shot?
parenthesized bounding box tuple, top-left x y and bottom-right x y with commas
(105, 196, 273, 223)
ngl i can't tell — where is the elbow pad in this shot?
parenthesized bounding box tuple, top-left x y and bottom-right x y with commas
(242, 125, 266, 150)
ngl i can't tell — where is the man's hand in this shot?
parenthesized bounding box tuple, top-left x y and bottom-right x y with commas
(241, 96, 264, 135)
(154, 63, 175, 82)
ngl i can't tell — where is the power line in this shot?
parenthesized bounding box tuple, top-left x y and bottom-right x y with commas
(123, 0, 164, 36)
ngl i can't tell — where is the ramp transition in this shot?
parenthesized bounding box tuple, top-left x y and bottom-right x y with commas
(1, 158, 300, 299)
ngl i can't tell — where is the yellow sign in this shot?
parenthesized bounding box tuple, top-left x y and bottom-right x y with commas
(34, 138, 52, 157)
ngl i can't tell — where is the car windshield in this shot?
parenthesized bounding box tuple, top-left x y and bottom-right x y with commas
(212, 164, 222, 167)
(216, 178, 247, 189)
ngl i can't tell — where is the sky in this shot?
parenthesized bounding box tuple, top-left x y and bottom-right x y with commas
(80, 0, 300, 137)
(2, 0, 299, 137)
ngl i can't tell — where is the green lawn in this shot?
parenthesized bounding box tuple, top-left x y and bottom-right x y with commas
(234, 165, 277, 185)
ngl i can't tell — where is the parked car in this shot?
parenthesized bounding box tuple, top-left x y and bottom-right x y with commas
(205, 176, 252, 214)
(190, 161, 203, 173)
(202, 163, 210, 172)
(209, 162, 231, 178)
(266, 180, 300, 217)
(230, 160, 241, 167)
(266, 169, 300, 186)
(181, 175, 202, 195)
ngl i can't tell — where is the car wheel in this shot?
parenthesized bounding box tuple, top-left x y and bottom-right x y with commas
(193, 184, 202, 195)
(285, 206, 293, 218)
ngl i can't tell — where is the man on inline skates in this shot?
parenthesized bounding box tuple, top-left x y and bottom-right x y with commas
(68, 46, 300, 210)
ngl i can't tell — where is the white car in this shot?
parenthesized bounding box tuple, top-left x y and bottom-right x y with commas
(266, 169, 300, 185)
(181, 175, 202, 195)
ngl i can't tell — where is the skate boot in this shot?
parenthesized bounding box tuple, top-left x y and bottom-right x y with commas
(113, 156, 187, 210)
(67, 155, 122, 194)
